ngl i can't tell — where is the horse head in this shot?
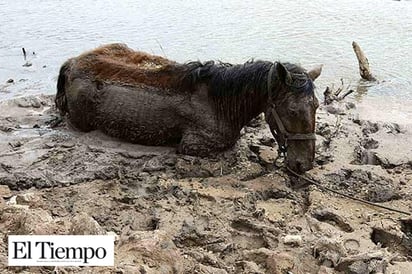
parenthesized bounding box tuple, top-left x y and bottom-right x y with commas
(265, 62, 321, 173)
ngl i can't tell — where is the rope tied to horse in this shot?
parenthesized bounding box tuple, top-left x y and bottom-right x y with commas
(286, 166, 412, 216)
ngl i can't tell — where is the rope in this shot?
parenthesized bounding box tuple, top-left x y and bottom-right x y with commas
(286, 166, 411, 216)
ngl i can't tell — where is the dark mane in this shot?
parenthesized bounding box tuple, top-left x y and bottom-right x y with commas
(184, 60, 272, 97)
(181, 60, 313, 97)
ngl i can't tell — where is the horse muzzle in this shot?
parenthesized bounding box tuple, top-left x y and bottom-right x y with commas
(286, 139, 315, 173)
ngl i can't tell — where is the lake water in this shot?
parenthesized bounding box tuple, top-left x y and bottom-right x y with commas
(1, 0, 411, 123)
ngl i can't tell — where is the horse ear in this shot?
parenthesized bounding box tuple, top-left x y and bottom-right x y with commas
(276, 63, 292, 84)
(307, 64, 323, 81)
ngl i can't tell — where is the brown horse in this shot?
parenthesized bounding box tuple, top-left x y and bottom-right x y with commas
(55, 43, 320, 173)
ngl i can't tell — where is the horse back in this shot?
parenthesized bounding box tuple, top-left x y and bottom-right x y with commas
(72, 43, 183, 89)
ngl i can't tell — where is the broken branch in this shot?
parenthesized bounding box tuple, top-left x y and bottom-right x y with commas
(352, 41, 376, 81)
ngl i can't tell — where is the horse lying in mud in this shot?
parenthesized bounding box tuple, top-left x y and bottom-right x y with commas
(56, 43, 320, 173)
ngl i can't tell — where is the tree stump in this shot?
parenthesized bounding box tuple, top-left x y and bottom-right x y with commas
(352, 41, 376, 81)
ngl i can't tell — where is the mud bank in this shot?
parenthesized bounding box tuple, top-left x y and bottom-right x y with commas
(0, 94, 411, 273)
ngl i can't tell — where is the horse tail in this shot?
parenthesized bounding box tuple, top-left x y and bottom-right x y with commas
(55, 61, 70, 116)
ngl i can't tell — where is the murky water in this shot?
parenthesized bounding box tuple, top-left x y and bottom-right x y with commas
(0, 0, 411, 123)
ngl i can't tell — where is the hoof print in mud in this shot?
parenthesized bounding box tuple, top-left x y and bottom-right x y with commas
(312, 209, 354, 233)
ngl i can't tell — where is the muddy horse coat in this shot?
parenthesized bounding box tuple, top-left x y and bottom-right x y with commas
(56, 44, 320, 172)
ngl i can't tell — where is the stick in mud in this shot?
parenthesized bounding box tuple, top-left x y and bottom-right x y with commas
(22, 47, 27, 61)
(352, 41, 376, 81)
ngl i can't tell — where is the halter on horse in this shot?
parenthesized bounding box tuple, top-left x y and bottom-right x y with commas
(266, 63, 317, 156)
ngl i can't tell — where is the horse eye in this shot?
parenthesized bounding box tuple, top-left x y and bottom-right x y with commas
(289, 108, 299, 116)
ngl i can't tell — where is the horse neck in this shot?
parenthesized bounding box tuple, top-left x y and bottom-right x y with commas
(212, 85, 269, 132)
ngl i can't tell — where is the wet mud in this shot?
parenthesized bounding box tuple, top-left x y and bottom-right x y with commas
(0, 95, 411, 273)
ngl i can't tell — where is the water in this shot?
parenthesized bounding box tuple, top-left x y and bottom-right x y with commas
(1, 0, 411, 123)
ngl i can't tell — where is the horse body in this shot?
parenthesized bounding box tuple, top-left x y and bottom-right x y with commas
(56, 43, 320, 172)
(57, 44, 246, 155)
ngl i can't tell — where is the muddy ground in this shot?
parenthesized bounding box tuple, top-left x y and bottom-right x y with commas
(0, 93, 411, 274)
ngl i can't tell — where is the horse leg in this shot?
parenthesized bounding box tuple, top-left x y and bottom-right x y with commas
(177, 130, 212, 156)
(178, 128, 236, 156)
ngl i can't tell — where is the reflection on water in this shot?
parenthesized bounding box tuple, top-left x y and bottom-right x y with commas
(354, 81, 374, 101)
(0, 0, 411, 122)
